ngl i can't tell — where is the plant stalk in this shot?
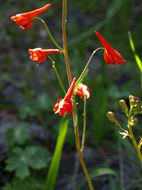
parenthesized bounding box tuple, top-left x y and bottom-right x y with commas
(62, 0, 72, 85)
(76, 47, 104, 86)
(48, 56, 66, 94)
(35, 17, 63, 52)
(81, 96, 87, 152)
(141, 72, 142, 97)
(62, 0, 94, 189)
(128, 121, 142, 164)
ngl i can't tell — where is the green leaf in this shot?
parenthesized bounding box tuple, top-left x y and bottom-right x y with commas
(27, 146, 50, 169)
(128, 32, 142, 73)
(2, 177, 44, 190)
(6, 123, 30, 147)
(19, 103, 36, 119)
(6, 146, 50, 179)
(135, 54, 142, 72)
(128, 31, 135, 52)
(45, 119, 68, 190)
(36, 93, 53, 110)
(90, 168, 118, 178)
(77, 168, 118, 190)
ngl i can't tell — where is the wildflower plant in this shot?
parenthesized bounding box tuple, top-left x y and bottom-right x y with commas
(11, 2, 125, 190)
(107, 95, 142, 164)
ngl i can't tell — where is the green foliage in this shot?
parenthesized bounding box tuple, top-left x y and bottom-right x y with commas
(6, 146, 50, 179)
(128, 32, 142, 72)
(19, 103, 36, 119)
(2, 177, 44, 190)
(90, 167, 118, 178)
(19, 93, 54, 120)
(45, 119, 68, 190)
(77, 167, 118, 190)
(108, 85, 129, 99)
(6, 123, 30, 147)
(90, 86, 108, 145)
(135, 54, 142, 73)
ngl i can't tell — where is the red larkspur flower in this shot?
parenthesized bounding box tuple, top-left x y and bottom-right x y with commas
(10, 4, 51, 30)
(95, 31, 125, 65)
(28, 48, 60, 63)
(75, 83, 90, 99)
(53, 77, 76, 116)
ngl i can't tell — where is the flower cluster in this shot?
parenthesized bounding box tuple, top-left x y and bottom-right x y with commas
(11, 4, 126, 117)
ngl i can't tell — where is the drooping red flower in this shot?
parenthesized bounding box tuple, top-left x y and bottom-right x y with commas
(75, 83, 90, 99)
(28, 48, 60, 63)
(95, 31, 125, 65)
(53, 77, 76, 116)
(10, 4, 51, 30)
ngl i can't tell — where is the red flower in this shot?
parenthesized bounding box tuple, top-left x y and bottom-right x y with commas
(95, 31, 125, 65)
(28, 48, 60, 63)
(10, 4, 51, 30)
(75, 83, 90, 99)
(53, 77, 76, 116)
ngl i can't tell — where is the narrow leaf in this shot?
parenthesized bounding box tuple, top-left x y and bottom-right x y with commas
(135, 54, 142, 72)
(77, 168, 118, 190)
(90, 168, 118, 178)
(128, 31, 135, 53)
(45, 119, 68, 190)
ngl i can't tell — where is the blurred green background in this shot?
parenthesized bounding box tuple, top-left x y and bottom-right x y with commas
(0, 0, 142, 189)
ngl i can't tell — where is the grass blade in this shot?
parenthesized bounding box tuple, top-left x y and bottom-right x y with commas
(45, 119, 68, 190)
(135, 54, 142, 72)
(128, 31, 135, 53)
(128, 31, 142, 72)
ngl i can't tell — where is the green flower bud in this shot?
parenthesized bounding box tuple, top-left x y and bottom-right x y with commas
(106, 111, 121, 127)
(119, 99, 128, 116)
(129, 95, 142, 115)
(129, 118, 138, 127)
(106, 111, 116, 123)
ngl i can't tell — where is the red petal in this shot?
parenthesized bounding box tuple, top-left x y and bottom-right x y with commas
(64, 77, 76, 101)
(95, 31, 113, 51)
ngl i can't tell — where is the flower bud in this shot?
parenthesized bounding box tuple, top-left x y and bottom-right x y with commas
(138, 138, 142, 150)
(106, 111, 121, 127)
(129, 95, 142, 115)
(106, 111, 116, 123)
(129, 118, 138, 127)
(119, 99, 128, 116)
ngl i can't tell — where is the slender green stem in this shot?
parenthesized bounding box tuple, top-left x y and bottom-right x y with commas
(62, 0, 72, 85)
(79, 154, 94, 190)
(101, 56, 106, 85)
(48, 56, 66, 94)
(128, 120, 142, 163)
(62, 0, 80, 150)
(76, 47, 104, 85)
(62, 0, 80, 151)
(81, 96, 87, 152)
(141, 72, 142, 97)
(72, 99, 81, 151)
(116, 122, 128, 133)
(35, 17, 63, 52)
(62, 1, 94, 189)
